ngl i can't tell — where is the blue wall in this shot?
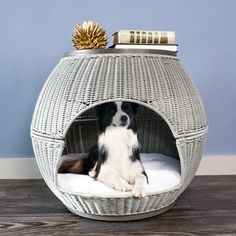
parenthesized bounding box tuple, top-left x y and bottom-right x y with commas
(0, 0, 235, 157)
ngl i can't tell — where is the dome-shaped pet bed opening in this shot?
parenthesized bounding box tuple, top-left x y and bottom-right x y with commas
(57, 102, 181, 197)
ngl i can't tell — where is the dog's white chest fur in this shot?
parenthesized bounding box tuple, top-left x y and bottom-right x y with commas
(98, 126, 139, 179)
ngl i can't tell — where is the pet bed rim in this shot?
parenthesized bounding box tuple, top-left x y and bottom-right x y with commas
(56, 183, 181, 199)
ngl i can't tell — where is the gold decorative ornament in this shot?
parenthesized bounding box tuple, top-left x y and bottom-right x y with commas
(72, 21, 108, 50)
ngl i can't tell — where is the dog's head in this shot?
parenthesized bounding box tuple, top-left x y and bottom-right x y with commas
(96, 101, 138, 132)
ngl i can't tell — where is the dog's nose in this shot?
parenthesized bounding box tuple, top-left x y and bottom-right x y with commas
(120, 115, 128, 123)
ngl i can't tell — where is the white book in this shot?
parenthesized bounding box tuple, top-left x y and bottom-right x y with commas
(111, 44, 178, 52)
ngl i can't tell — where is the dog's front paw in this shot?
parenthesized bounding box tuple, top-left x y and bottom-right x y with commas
(132, 186, 146, 198)
(113, 179, 133, 192)
(89, 170, 96, 178)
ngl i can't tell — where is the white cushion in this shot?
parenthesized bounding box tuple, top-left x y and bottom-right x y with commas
(57, 153, 181, 197)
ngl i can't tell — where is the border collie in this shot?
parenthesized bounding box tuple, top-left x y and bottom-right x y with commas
(58, 101, 148, 197)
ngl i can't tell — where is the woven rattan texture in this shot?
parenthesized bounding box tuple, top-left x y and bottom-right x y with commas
(31, 53, 207, 139)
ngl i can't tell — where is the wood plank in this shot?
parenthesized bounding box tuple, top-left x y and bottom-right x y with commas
(0, 176, 235, 235)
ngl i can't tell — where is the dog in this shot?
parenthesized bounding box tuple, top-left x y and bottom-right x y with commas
(58, 101, 148, 197)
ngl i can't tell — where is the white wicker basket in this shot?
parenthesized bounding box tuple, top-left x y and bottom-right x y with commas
(31, 49, 208, 221)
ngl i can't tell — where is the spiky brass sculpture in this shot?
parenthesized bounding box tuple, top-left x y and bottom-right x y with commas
(72, 21, 108, 50)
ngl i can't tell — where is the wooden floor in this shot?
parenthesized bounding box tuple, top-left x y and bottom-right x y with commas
(0, 176, 236, 235)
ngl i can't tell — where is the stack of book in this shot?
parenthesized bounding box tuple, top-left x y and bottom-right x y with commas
(109, 30, 177, 54)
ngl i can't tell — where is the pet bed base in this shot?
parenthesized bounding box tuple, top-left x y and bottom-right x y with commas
(66, 201, 176, 221)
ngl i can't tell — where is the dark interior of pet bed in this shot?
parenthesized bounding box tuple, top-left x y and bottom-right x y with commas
(57, 104, 181, 197)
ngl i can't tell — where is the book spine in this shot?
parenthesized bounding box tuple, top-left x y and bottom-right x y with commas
(113, 31, 175, 45)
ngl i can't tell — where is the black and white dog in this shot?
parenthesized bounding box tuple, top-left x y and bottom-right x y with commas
(59, 101, 148, 197)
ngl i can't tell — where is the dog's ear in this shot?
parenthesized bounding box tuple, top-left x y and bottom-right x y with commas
(131, 103, 139, 114)
(95, 105, 102, 118)
(95, 103, 106, 118)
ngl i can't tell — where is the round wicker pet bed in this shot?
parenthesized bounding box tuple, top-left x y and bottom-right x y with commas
(31, 49, 208, 221)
